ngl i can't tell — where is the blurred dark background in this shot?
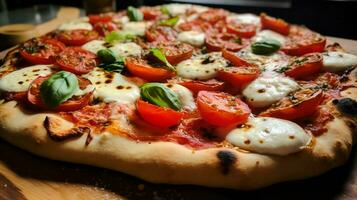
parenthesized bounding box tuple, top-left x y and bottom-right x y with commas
(0, 0, 356, 39)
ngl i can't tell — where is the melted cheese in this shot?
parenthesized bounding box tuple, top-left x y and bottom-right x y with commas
(81, 40, 106, 54)
(122, 22, 150, 36)
(164, 4, 208, 16)
(0, 65, 53, 92)
(176, 52, 228, 80)
(226, 117, 311, 155)
(253, 30, 286, 45)
(83, 68, 140, 105)
(109, 42, 142, 58)
(58, 20, 93, 31)
(166, 84, 196, 110)
(177, 31, 205, 47)
(226, 14, 260, 25)
(322, 52, 357, 72)
(243, 72, 299, 108)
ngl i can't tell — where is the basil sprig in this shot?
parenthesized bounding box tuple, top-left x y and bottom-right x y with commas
(140, 83, 182, 111)
(40, 71, 79, 108)
(97, 49, 125, 73)
(251, 39, 281, 55)
(160, 6, 170, 16)
(127, 6, 143, 21)
(149, 48, 175, 71)
(105, 31, 135, 44)
(159, 16, 179, 26)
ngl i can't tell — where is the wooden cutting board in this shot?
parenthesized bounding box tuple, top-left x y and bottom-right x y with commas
(1, 37, 357, 200)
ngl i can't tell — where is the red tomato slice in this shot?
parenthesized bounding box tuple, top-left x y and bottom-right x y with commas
(217, 66, 260, 88)
(154, 42, 194, 65)
(281, 26, 326, 56)
(141, 7, 162, 20)
(197, 91, 251, 127)
(125, 57, 174, 81)
(20, 38, 65, 64)
(199, 9, 229, 24)
(94, 22, 117, 36)
(260, 13, 290, 35)
(58, 29, 99, 46)
(284, 53, 323, 79)
(226, 23, 257, 38)
(178, 19, 213, 33)
(260, 88, 323, 120)
(205, 33, 248, 52)
(55, 47, 97, 74)
(178, 79, 225, 95)
(89, 14, 113, 24)
(1, 91, 27, 102)
(222, 49, 254, 67)
(27, 75, 92, 111)
(145, 26, 177, 43)
(137, 99, 184, 128)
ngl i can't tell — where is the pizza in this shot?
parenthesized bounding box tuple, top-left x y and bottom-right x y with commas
(0, 3, 356, 190)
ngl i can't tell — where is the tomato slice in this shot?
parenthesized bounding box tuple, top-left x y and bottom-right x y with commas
(58, 29, 99, 46)
(145, 26, 177, 43)
(94, 22, 117, 36)
(178, 79, 225, 95)
(154, 42, 194, 65)
(205, 33, 248, 52)
(141, 7, 162, 20)
(27, 75, 93, 111)
(260, 13, 290, 35)
(20, 38, 65, 64)
(178, 19, 213, 33)
(197, 91, 251, 127)
(1, 91, 27, 102)
(222, 49, 253, 67)
(125, 57, 174, 81)
(260, 88, 323, 120)
(217, 66, 260, 88)
(55, 47, 98, 74)
(281, 26, 326, 56)
(89, 14, 113, 24)
(226, 23, 257, 38)
(284, 53, 323, 79)
(199, 9, 228, 24)
(137, 99, 184, 128)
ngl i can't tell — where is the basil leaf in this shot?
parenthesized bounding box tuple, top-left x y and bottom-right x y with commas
(251, 39, 281, 55)
(40, 71, 79, 108)
(105, 31, 135, 44)
(97, 49, 116, 64)
(127, 6, 143, 21)
(160, 6, 170, 16)
(140, 83, 182, 111)
(149, 48, 175, 71)
(99, 60, 125, 73)
(159, 16, 179, 26)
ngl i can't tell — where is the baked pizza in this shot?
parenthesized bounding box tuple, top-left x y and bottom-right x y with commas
(0, 3, 356, 190)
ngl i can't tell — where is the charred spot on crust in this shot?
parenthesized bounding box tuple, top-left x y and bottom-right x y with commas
(216, 150, 237, 175)
(44, 116, 90, 141)
(335, 98, 357, 116)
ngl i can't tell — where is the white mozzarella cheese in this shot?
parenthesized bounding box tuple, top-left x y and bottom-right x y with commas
(166, 84, 196, 110)
(81, 40, 106, 54)
(109, 42, 142, 58)
(226, 117, 311, 156)
(177, 31, 205, 47)
(243, 72, 299, 108)
(164, 4, 207, 16)
(226, 14, 260, 25)
(58, 20, 93, 31)
(73, 84, 95, 96)
(253, 30, 286, 45)
(0, 65, 53, 92)
(122, 22, 149, 36)
(83, 68, 140, 105)
(176, 52, 229, 80)
(114, 16, 129, 24)
(322, 52, 357, 72)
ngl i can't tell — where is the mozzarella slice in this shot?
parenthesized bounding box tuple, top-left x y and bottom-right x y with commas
(243, 72, 299, 108)
(226, 117, 311, 156)
(81, 40, 106, 54)
(253, 30, 286, 45)
(83, 68, 140, 105)
(0, 65, 53, 92)
(164, 4, 207, 16)
(122, 22, 149, 36)
(109, 42, 142, 58)
(58, 20, 93, 31)
(177, 31, 205, 47)
(226, 14, 260, 25)
(322, 52, 357, 72)
(176, 52, 229, 80)
(73, 85, 95, 96)
(166, 84, 196, 110)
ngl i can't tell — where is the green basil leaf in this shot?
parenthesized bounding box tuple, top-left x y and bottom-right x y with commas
(99, 60, 125, 73)
(160, 6, 170, 16)
(127, 6, 143, 21)
(159, 16, 179, 26)
(149, 48, 175, 71)
(140, 83, 182, 111)
(40, 71, 79, 108)
(97, 49, 116, 64)
(105, 31, 135, 44)
(251, 39, 281, 55)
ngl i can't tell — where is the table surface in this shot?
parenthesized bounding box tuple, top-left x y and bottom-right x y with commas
(1, 37, 357, 200)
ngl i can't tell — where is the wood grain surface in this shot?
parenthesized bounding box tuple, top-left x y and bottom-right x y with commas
(0, 37, 357, 200)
